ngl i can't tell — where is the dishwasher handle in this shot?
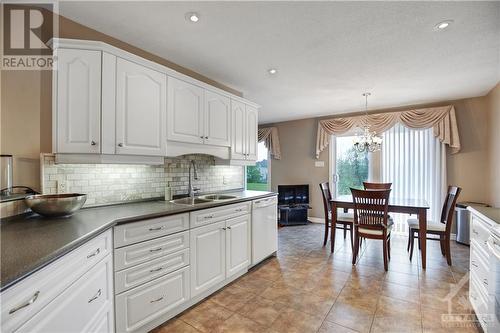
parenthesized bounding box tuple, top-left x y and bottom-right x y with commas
(253, 197, 277, 208)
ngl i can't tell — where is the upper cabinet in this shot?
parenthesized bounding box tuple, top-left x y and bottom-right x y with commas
(51, 39, 258, 163)
(55, 48, 102, 154)
(167, 77, 231, 147)
(116, 58, 167, 156)
(231, 101, 258, 162)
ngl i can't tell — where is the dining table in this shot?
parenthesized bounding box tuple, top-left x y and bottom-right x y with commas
(330, 195, 430, 269)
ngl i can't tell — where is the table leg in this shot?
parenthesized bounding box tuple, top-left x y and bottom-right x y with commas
(418, 208, 427, 269)
(331, 202, 337, 252)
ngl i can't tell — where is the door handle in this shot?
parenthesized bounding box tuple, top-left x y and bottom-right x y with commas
(88, 289, 101, 303)
(9, 291, 40, 314)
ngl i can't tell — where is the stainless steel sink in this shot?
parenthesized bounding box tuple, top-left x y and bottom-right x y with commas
(199, 194, 238, 201)
(170, 197, 213, 205)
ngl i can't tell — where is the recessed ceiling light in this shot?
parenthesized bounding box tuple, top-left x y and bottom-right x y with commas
(435, 20, 453, 30)
(268, 68, 277, 75)
(186, 12, 199, 23)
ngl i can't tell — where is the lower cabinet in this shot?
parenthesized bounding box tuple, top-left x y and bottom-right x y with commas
(115, 267, 190, 333)
(16, 254, 114, 333)
(190, 214, 251, 297)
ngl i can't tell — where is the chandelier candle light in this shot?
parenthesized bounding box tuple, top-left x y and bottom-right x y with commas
(353, 92, 383, 153)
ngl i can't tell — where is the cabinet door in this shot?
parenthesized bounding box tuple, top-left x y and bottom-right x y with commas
(226, 215, 251, 278)
(167, 77, 204, 144)
(231, 100, 246, 160)
(204, 90, 231, 147)
(56, 48, 101, 153)
(115, 58, 167, 156)
(245, 105, 259, 161)
(190, 221, 226, 297)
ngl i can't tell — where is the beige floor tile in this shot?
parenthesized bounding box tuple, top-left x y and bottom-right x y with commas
(218, 313, 266, 333)
(381, 281, 420, 304)
(210, 284, 257, 311)
(179, 300, 233, 333)
(150, 319, 200, 333)
(325, 300, 375, 333)
(269, 308, 323, 333)
(236, 297, 286, 327)
(318, 321, 359, 333)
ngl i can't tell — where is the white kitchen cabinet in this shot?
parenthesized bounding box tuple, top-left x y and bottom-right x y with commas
(231, 100, 258, 162)
(116, 58, 167, 156)
(226, 214, 251, 278)
(190, 221, 226, 297)
(55, 48, 102, 154)
(16, 255, 114, 333)
(205, 90, 231, 147)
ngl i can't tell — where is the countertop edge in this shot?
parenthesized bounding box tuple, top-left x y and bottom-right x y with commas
(467, 206, 500, 226)
(1, 192, 277, 291)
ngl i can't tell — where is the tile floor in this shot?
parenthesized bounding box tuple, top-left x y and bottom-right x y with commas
(151, 223, 480, 333)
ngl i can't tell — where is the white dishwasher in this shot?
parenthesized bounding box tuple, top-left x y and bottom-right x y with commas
(252, 196, 278, 265)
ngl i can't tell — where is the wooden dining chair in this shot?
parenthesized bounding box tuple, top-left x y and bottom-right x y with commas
(363, 182, 392, 190)
(407, 186, 461, 265)
(351, 188, 392, 271)
(319, 182, 354, 249)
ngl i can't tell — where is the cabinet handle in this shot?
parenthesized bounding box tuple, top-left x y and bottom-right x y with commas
(227, 226, 232, 229)
(471, 261, 478, 268)
(91, 140, 97, 146)
(204, 215, 214, 219)
(149, 226, 164, 231)
(200, 136, 204, 139)
(149, 247, 163, 252)
(222, 227, 227, 230)
(87, 248, 100, 259)
(9, 291, 40, 315)
(150, 297, 164, 303)
(205, 136, 208, 139)
(88, 289, 101, 303)
(150, 267, 163, 273)
(472, 229, 478, 235)
(483, 279, 488, 286)
(235, 208, 243, 212)
(118, 143, 123, 147)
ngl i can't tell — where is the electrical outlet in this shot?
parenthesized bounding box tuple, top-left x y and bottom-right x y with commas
(57, 180, 68, 193)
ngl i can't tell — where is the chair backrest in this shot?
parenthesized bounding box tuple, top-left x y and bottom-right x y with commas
(363, 182, 392, 190)
(440, 186, 461, 234)
(351, 188, 391, 230)
(319, 182, 332, 219)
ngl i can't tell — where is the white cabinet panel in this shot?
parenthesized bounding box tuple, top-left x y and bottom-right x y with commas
(231, 100, 246, 160)
(17, 255, 114, 333)
(116, 58, 167, 156)
(190, 221, 226, 297)
(205, 90, 231, 147)
(167, 77, 204, 144)
(245, 105, 258, 161)
(226, 214, 251, 278)
(56, 48, 101, 153)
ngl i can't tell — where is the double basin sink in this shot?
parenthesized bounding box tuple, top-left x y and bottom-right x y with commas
(170, 194, 238, 206)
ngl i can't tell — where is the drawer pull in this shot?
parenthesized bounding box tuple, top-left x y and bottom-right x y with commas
(149, 247, 163, 252)
(87, 248, 100, 259)
(227, 226, 232, 229)
(9, 291, 40, 315)
(235, 208, 243, 212)
(472, 229, 478, 235)
(150, 296, 164, 303)
(471, 261, 478, 268)
(150, 267, 163, 273)
(483, 279, 488, 286)
(88, 289, 101, 303)
(222, 227, 227, 230)
(204, 215, 214, 219)
(149, 226, 164, 231)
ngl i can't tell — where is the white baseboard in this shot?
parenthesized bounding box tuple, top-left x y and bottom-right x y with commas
(308, 217, 323, 224)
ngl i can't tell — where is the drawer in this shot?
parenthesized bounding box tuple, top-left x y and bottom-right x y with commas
(115, 266, 190, 333)
(1, 230, 112, 333)
(470, 277, 490, 332)
(16, 254, 114, 333)
(190, 202, 251, 228)
(114, 213, 189, 248)
(471, 245, 490, 294)
(115, 249, 189, 294)
(114, 231, 189, 271)
(471, 215, 491, 256)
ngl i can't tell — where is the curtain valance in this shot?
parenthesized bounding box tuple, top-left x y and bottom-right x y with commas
(258, 127, 281, 160)
(316, 105, 460, 158)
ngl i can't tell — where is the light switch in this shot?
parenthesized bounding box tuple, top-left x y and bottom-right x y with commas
(315, 161, 325, 167)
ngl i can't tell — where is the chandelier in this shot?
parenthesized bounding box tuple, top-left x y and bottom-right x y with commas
(353, 93, 382, 153)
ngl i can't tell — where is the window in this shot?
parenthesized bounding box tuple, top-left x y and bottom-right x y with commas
(246, 142, 270, 191)
(331, 136, 369, 196)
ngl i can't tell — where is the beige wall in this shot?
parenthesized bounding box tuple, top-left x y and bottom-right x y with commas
(0, 11, 241, 191)
(488, 83, 500, 207)
(269, 94, 495, 218)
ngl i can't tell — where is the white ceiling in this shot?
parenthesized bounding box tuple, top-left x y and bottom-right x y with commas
(59, 1, 500, 124)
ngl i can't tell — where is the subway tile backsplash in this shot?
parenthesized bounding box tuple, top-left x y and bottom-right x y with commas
(41, 154, 244, 207)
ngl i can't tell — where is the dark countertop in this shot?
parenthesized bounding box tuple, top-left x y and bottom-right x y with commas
(0, 190, 276, 291)
(468, 205, 500, 225)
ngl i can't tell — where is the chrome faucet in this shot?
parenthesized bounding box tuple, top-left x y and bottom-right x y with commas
(188, 160, 200, 198)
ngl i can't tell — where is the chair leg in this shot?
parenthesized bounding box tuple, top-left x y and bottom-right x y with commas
(418, 233, 421, 250)
(409, 230, 415, 261)
(360, 237, 363, 249)
(407, 229, 411, 252)
(383, 237, 388, 271)
(387, 237, 391, 260)
(323, 223, 328, 246)
(445, 235, 452, 266)
(349, 224, 354, 252)
(439, 234, 445, 256)
(352, 232, 359, 265)
(343, 224, 347, 239)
